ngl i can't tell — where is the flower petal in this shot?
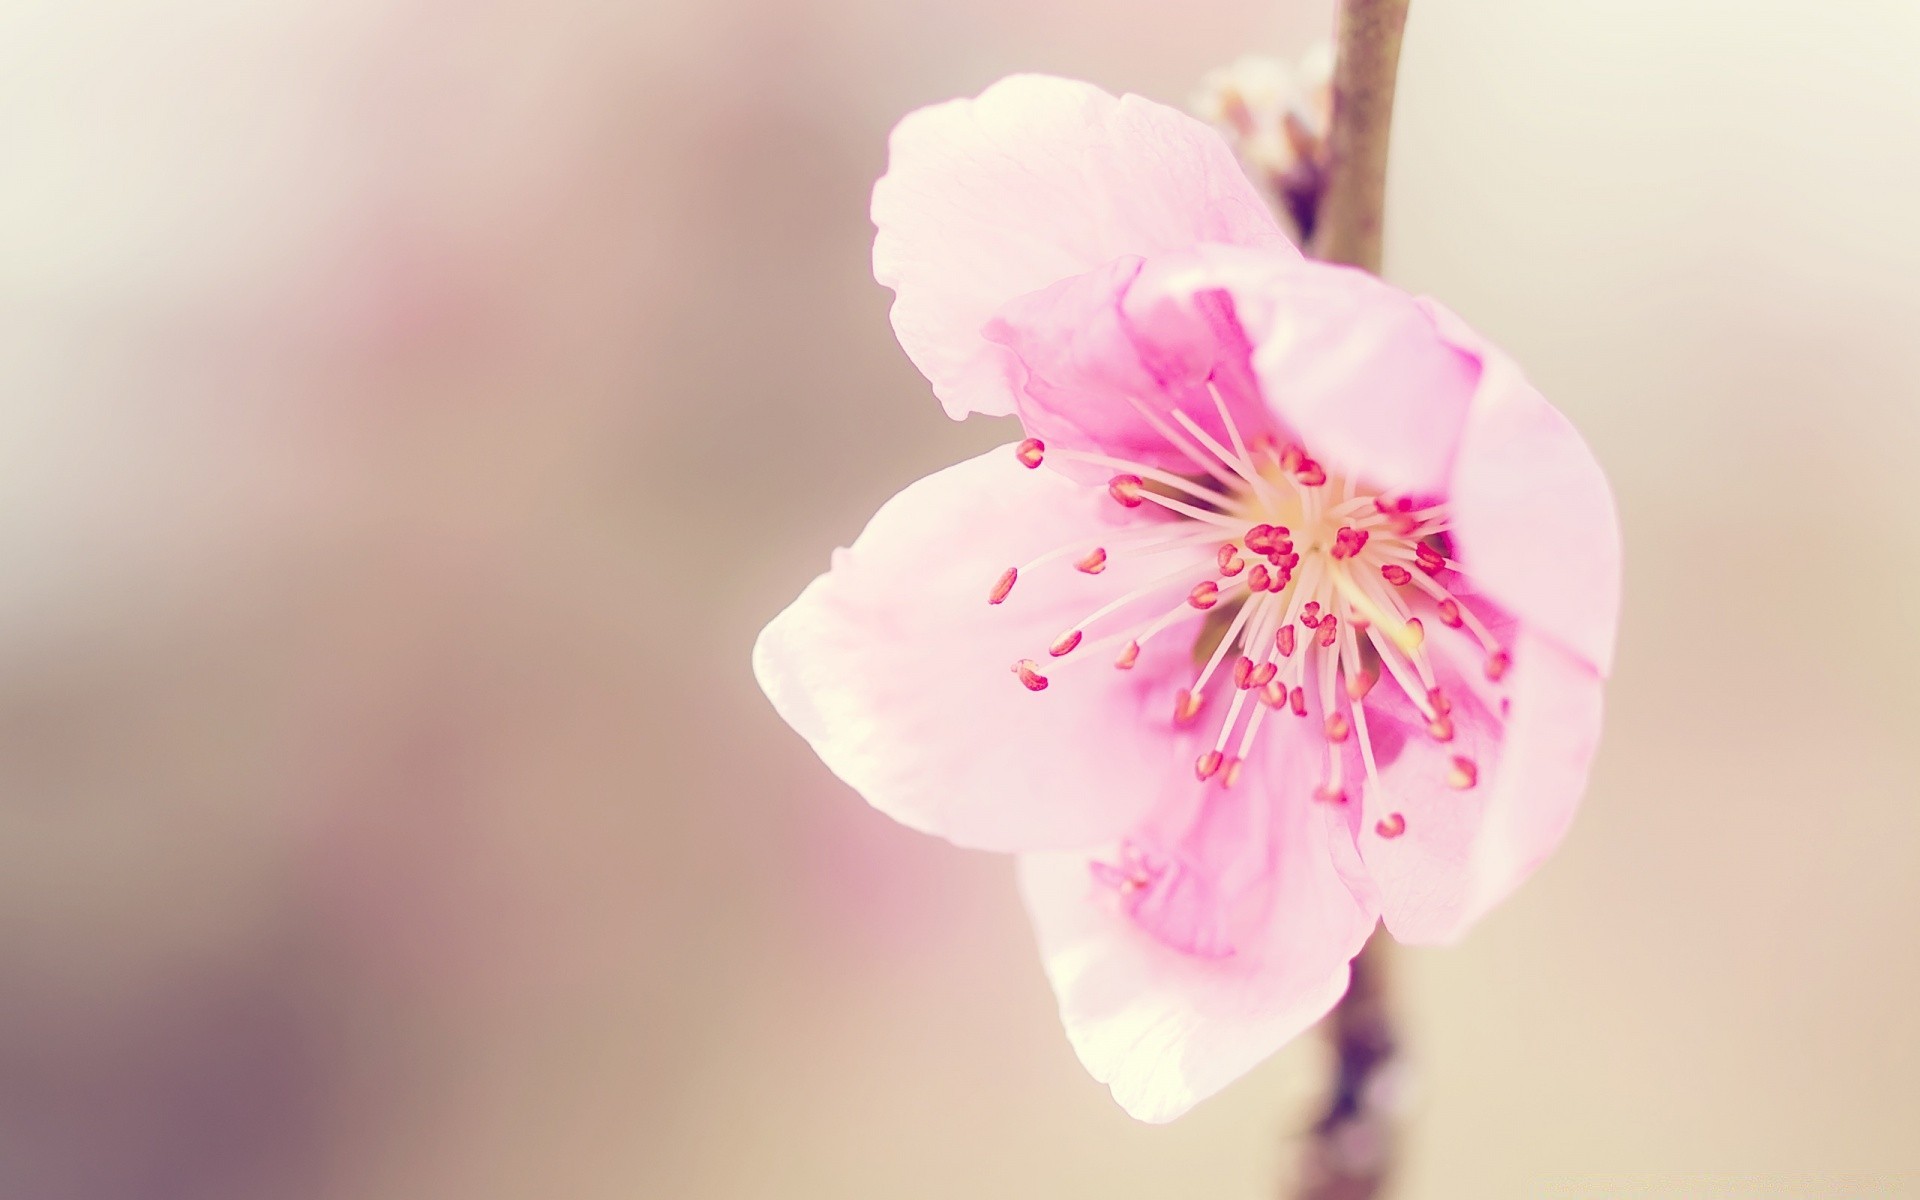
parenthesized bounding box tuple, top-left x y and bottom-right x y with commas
(1356, 622, 1604, 945)
(754, 445, 1197, 852)
(1426, 300, 1623, 675)
(873, 75, 1291, 421)
(1018, 722, 1380, 1122)
(984, 247, 1291, 482)
(1243, 261, 1480, 497)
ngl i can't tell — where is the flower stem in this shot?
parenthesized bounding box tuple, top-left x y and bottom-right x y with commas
(1292, 935, 1399, 1199)
(1308, 0, 1410, 273)
(1294, 2, 1410, 1197)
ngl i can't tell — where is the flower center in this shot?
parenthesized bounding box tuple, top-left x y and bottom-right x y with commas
(993, 384, 1510, 832)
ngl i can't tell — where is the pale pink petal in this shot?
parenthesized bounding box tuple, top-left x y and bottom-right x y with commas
(1244, 262, 1480, 497)
(1018, 723, 1380, 1122)
(873, 75, 1291, 420)
(1355, 621, 1605, 944)
(753, 445, 1197, 853)
(983, 247, 1290, 481)
(1426, 300, 1623, 675)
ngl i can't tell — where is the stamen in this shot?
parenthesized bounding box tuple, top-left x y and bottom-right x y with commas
(1171, 409, 1271, 500)
(1381, 564, 1412, 586)
(1049, 630, 1082, 658)
(1375, 812, 1407, 838)
(1123, 395, 1244, 492)
(1013, 660, 1049, 691)
(1109, 474, 1145, 508)
(1015, 438, 1046, 469)
(1115, 640, 1140, 670)
(1276, 624, 1296, 657)
(1172, 688, 1205, 725)
(1486, 650, 1512, 681)
(1076, 548, 1108, 575)
(1220, 756, 1243, 788)
(1216, 544, 1246, 576)
(1054, 449, 1237, 508)
(1188, 581, 1220, 609)
(1195, 749, 1224, 781)
(1448, 756, 1479, 789)
(989, 567, 1017, 605)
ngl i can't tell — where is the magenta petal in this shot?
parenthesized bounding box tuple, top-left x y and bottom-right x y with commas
(1357, 625, 1604, 945)
(754, 445, 1187, 852)
(873, 75, 1291, 421)
(1018, 728, 1380, 1122)
(1427, 300, 1623, 675)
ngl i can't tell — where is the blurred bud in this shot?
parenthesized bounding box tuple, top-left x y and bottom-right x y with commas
(1190, 45, 1334, 243)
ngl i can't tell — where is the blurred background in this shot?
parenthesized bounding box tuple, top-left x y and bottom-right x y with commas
(2, 1, 1917, 1196)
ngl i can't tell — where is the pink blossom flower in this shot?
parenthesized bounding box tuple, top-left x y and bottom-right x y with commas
(754, 75, 1620, 1122)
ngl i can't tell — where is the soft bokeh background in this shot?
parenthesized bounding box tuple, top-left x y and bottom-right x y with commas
(3, 1, 1916, 1196)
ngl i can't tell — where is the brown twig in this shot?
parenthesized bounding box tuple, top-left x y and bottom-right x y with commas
(1292, 936, 1401, 1199)
(1292, 2, 1411, 1197)
(1309, 0, 1410, 273)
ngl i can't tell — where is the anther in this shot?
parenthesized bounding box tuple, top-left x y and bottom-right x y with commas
(1195, 749, 1224, 781)
(1233, 656, 1255, 688)
(1315, 785, 1348, 805)
(1049, 630, 1082, 658)
(1076, 548, 1108, 575)
(1325, 712, 1351, 743)
(989, 567, 1017, 605)
(1375, 812, 1407, 839)
(1318, 614, 1339, 648)
(1381, 564, 1412, 586)
(1172, 688, 1204, 725)
(1245, 524, 1284, 554)
(1403, 617, 1425, 648)
(1448, 756, 1479, 789)
(1486, 649, 1512, 681)
(1300, 601, 1321, 628)
(1289, 686, 1308, 717)
(1416, 543, 1445, 575)
(1345, 669, 1378, 701)
(1260, 680, 1287, 708)
(1330, 527, 1370, 560)
(1216, 544, 1245, 576)
(1115, 640, 1140, 670)
(1246, 562, 1272, 592)
(1437, 599, 1463, 628)
(1188, 581, 1220, 610)
(1015, 438, 1046, 469)
(1220, 757, 1243, 789)
(1427, 687, 1452, 715)
(1295, 459, 1327, 487)
(1108, 474, 1145, 508)
(1248, 661, 1277, 688)
(1013, 659, 1049, 691)
(1428, 713, 1455, 742)
(1275, 624, 1296, 658)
